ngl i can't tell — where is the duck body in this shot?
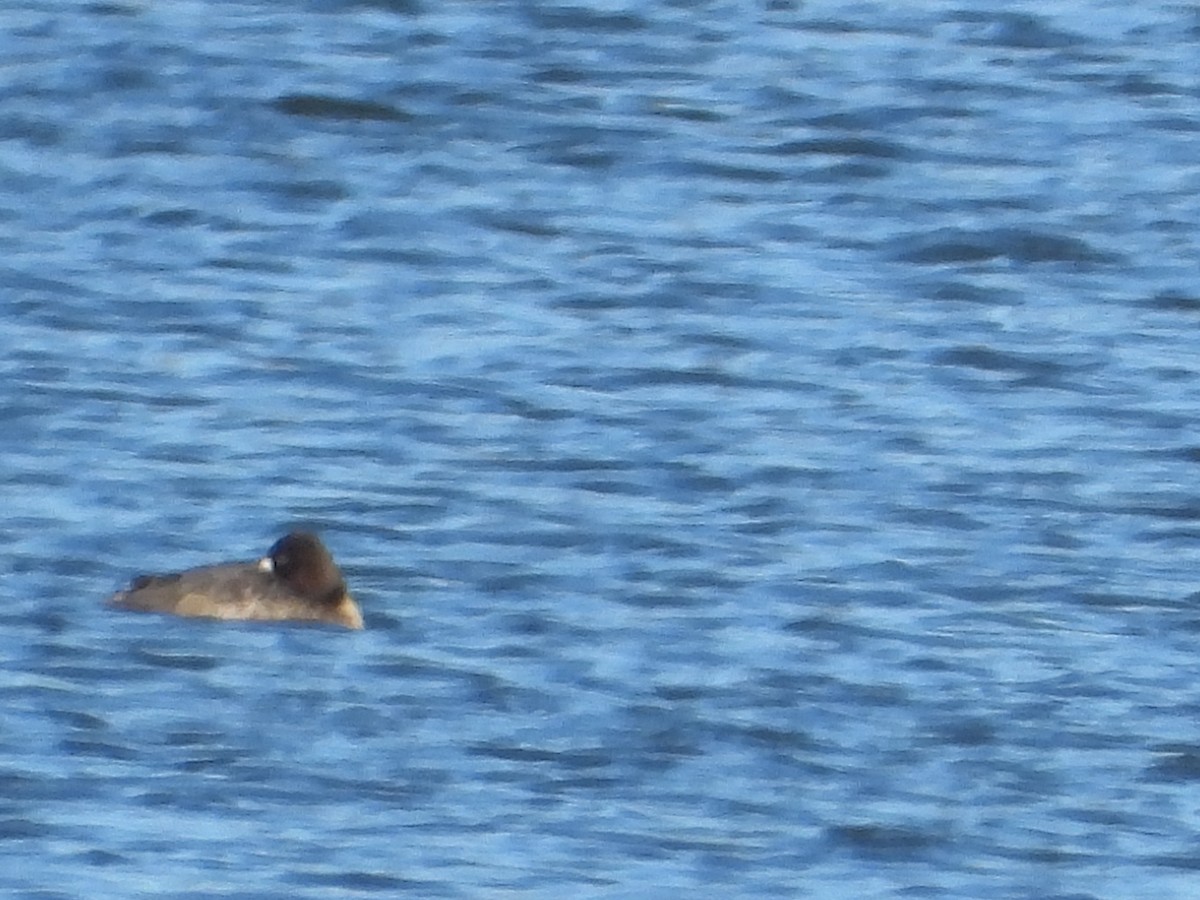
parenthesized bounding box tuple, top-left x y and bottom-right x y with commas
(107, 532, 363, 630)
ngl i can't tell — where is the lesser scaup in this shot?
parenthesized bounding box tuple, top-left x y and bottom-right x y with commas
(107, 532, 363, 629)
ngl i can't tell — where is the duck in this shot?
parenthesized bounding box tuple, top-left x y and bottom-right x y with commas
(107, 532, 363, 629)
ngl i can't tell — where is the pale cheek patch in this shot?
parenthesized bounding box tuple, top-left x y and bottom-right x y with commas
(338, 595, 365, 630)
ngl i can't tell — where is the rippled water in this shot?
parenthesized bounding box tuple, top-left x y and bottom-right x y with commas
(3, 1, 1200, 897)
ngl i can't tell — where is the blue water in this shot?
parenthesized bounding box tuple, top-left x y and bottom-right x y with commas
(3, 0, 1200, 897)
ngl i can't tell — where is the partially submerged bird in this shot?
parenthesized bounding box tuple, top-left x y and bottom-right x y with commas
(107, 532, 363, 629)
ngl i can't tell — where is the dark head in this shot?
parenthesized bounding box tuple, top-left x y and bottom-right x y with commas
(262, 532, 354, 614)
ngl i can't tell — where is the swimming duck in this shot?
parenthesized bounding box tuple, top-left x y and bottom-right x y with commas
(107, 532, 363, 629)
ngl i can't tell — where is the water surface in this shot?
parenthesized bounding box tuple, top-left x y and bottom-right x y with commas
(3, 1, 1200, 897)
